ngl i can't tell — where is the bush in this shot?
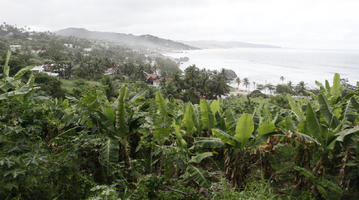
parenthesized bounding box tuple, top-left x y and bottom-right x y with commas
(275, 84, 294, 95)
(34, 72, 66, 98)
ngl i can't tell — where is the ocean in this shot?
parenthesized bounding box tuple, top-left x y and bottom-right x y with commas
(164, 48, 359, 89)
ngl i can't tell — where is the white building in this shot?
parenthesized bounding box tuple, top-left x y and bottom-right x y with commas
(31, 50, 44, 54)
(31, 65, 59, 77)
(84, 48, 92, 52)
(9, 45, 22, 51)
(64, 43, 74, 48)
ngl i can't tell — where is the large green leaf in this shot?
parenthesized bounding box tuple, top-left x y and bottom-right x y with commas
(293, 166, 315, 181)
(335, 126, 359, 142)
(210, 100, 221, 116)
(154, 127, 170, 145)
(261, 105, 272, 123)
(210, 100, 221, 126)
(154, 91, 170, 144)
(155, 91, 167, 116)
(102, 105, 115, 123)
(194, 138, 225, 148)
(191, 104, 201, 131)
(305, 103, 323, 142)
(234, 113, 254, 144)
(225, 109, 236, 135)
(200, 99, 213, 130)
(129, 90, 146, 104)
(294, 132, 321, 145)
(330, 73, 341, 97)
(287, 94, 305, 121)
(258, 122, 276, 136)
(185, 165, 211, 187)
(317, 179, 343, 198)
(173, 122, 187, 148)
(339, 97, 359, 127)
(350, 97, 359, 111)
(315, 81, 326, 92)
(182, 102, 195, 134)
(279, 116, 296, 132)
(99, 137, 119, 167)
(304, 90, 318, 101)
(116, 87, 128, 137)
(212, 128, 236, 146)
(26, 73, 35, 87)
(189, 152, 213, 164)
(3, 51, 11, 78)
(0, 76, 38, 100)
(325, 80, 331, 91)
(318, 94, 339, 128)
(14, 65, 35, 79)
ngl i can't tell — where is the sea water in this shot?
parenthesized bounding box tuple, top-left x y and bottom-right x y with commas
(164, 48, 359, 89)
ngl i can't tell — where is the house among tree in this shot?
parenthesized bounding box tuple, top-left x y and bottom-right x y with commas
(145, 73, 160, 87)
(31, 65, 59, 77)
(145, 73, 172, 87)
(104, 67, 117, 75)
(9, 44, 22, 51)
(64, 43, 74, 48)
(31, 49, 45, 54)
(83, 48, 92, 52)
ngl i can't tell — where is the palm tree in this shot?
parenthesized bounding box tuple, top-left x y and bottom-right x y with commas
(252, 81, 256, 91)
(287, 81, 293, 90)
(280, 76, 285, 83)
(256, 84, 265, 91)
(295, 81, 306, 96)
(235, 77, 241, 90)
(243, 78, 250, 91)
(265, 83, 275, 94)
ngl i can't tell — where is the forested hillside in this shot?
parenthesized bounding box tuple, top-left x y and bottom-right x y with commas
(56, 28, 197, 52)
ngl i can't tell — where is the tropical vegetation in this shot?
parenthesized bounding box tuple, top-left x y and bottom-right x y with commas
(0, 24, 359, 200)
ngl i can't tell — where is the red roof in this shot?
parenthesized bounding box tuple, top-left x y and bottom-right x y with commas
(146, 73, 159, 80)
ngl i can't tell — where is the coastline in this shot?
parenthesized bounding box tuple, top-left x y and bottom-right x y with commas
(164, 48, 359, 88)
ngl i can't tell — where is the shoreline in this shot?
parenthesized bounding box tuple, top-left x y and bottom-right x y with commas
(164, 48, 359, 88)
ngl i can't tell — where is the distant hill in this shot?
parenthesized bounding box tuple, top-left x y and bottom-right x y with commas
(56, 28, 197, 52)
(182, 40, 280, 49)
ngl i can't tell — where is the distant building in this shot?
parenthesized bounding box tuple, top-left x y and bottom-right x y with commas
(84, 48, 92, 52)
(146, 73, 160, 87)
(9, 45, 22, 51)
(64, 43, 74, 48)
(104, 67, 117, 75)
(31, 49, 45, 54)
(145, 73, 172, 87)
(153, 79, 160, 87)
(31, 65, 59, 77)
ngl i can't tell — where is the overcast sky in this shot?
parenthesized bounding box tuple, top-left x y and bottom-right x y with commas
(2, 0, 359, 49)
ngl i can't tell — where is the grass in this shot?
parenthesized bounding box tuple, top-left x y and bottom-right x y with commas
(60, 79, 103, 93)
(211, 178, 278, 200)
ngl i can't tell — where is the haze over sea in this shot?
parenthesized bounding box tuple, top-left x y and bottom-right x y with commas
(165, 48, 359, 88)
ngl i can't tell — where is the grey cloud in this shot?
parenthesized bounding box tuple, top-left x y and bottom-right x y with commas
(1, 0, 359, 49)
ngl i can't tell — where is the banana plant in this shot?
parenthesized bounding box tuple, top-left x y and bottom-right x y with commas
(284, 73, 359, 192)
(181, 102, 196, 135)
(0, 51, 37, 100)
(97, 86, 147, 170)
(286, 73, 359, 152)
(200, 99, 214, 133)
(209, 110, 278, 186)
(294, 166, 343, 199)
(153, 91, 171, 144)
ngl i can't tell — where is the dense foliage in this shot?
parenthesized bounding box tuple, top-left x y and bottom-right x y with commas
(0, 23, 179, 81)
(1, 49, 358, 200)
(162, 66, 235, 103)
